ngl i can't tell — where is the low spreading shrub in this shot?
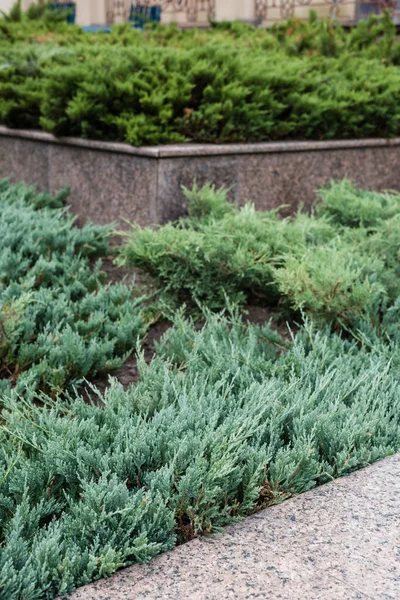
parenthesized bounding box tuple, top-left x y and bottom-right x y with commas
(1, 175, 400, 598)
(1, 9, 400, 144)
(1, 311, 399, 598)
(119, 181, 400, 325)
(0, 181, 146, 396)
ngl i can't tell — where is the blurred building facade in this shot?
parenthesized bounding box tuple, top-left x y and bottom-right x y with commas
(1, 0, 398, 27)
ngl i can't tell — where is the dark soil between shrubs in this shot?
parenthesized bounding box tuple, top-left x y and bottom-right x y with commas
(85, 309, 292, 397)
(82, 257, 293, 396)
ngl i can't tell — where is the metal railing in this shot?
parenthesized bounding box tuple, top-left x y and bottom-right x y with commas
(106, 0, 215, 24)
(106, 0, 399, 27)
(256, 0, 312, 20)
(255, 0, 399, 20)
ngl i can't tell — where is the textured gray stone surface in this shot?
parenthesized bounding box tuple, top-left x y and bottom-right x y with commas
(49, 145, 158, 227)
(237, 146, 400, 215)
(0, 133, 158, 227)
(0, 136, 50, 191)
(157, 155, 241, 222)
(2, 126, 400, 157)
(2, 127, 400, 227)
(64, 454, 400, 600)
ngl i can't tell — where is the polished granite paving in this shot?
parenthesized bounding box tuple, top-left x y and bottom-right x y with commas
(64, 454, 400, 600)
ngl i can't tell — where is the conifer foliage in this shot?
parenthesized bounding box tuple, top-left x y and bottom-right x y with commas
(120, 181, 400, 326)
(0, 181, 146, 396)
(1, 179, 400, 598)
(1, 11, 400, 144)
(1, 312, 399, 598)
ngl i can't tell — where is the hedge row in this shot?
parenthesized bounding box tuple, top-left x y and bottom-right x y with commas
(1, 11, 400, 144)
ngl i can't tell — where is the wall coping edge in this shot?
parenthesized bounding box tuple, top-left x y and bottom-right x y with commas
(1, 125, 400, 157)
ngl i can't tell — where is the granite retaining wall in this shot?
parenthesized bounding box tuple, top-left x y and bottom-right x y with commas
(1, 126, 400, 227)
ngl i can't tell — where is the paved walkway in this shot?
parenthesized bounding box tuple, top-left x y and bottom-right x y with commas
(65, 455, 400, 600)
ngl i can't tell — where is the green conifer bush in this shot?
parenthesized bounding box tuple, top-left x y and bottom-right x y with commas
(316, 179, 400, 227)
(0, 180, 146, 396)
(1, 311, 399, 598)
(119, 181, 400, 325)
(1, 11, 400, 144)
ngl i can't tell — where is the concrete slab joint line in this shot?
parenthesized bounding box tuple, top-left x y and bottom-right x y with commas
(63, 454, 400, 600)
(155, 155, 161, 224)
